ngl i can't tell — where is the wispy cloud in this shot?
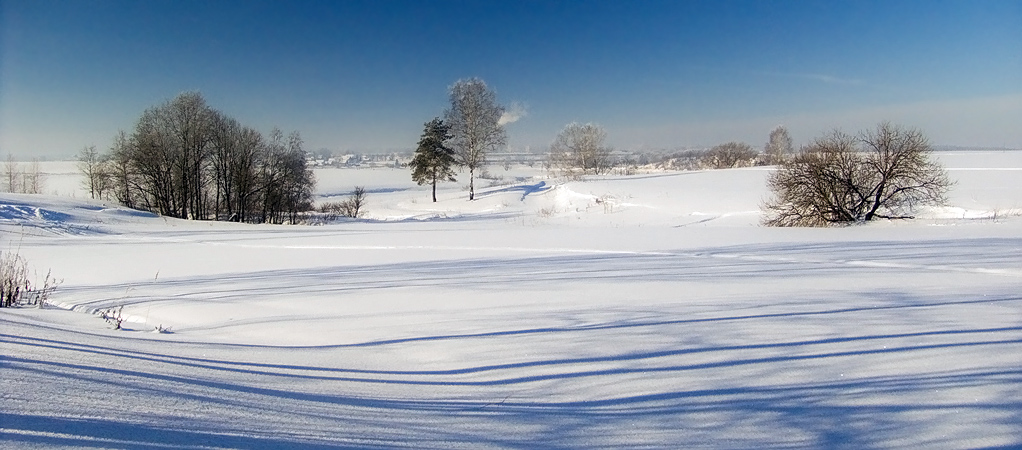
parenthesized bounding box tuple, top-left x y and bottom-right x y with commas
(498, 102, 528, 126)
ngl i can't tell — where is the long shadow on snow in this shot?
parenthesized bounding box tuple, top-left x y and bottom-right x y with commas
(474, 181, 550, 201)
(5, 353, 1021, 449)
(0, 413, 377, 449)
(5, 322, 1021, 385)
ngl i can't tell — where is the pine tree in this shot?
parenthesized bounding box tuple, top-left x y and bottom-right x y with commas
(410, 118, 457, 202)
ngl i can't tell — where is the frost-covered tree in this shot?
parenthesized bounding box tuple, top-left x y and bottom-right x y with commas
(764, 126, 793, 165)
(549, 122, 612, 176)
(763, 122, 953, 226)
(444, 78, 507, 200)
(410, 117, 457, 202)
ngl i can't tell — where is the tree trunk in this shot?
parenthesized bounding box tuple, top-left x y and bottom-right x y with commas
(864, 181, 886, 221)
(469, 167, 475, 201)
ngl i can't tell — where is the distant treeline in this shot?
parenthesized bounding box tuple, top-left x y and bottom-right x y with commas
(79, 92, 315, 224)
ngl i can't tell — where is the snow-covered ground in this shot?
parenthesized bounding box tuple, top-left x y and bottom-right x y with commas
(2, 152, 1021, 449)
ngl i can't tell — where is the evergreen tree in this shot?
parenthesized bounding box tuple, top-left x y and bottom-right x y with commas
(410, 118, 457, 202)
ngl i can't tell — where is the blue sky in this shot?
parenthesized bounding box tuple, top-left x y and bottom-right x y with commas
(2, 0, 1020, 158)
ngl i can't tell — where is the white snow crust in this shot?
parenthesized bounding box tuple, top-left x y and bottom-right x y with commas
(2, 152, 1021, 449)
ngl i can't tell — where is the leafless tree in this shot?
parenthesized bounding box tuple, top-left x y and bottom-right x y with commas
(209, 112, 265, 222)
(77, 145, 111, 199)
(3, 155, 18, 193)
(549, 122, 613, 176)
(763, 122, 953, 226)
(107, 130, 138, 208)
(341, 186, 367, 218)
(319, 186, 367, 219)
(260, 128, 315, 224)
(702, 141, 758, 169)
(444, 78, 507, 200)
(764, 126, 793, 165)
(24, 159, 44, 194)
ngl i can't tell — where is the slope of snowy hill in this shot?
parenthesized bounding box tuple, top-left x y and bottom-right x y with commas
(2, 152, 1021, 449)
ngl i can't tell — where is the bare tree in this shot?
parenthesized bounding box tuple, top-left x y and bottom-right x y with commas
(702, 141, 758, 169)
(107, 130, 138, 208)
(549, 122, 613, 176)
(24, 159, 44, 194)
(260, 129, 315, 224)
(444, 78, 507, 200)
(77, 145, 111, 199)
(763, 122, 953, 226)
(3, 155, 18, 193)
(320, 186, 367, 219)
(858, 122, 953, 221)
(764, 126, 793, 165)
(341, 186, 367, 218)
(410, 117, 457, 202)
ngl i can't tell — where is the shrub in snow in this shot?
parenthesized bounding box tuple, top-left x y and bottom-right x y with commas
(320, 186, 367, 219)
(0, 249, 60, 308)
(101, 306, 125, 330)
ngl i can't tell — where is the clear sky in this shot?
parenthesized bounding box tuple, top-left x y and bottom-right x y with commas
(2, 0, 1020, 159)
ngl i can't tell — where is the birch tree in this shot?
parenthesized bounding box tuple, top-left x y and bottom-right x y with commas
(444, 78, 507, 200)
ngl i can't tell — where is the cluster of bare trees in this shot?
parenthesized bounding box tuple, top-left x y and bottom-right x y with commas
(763, 122, 952, 226)
(3, 156, 45, 194)
(80, 92, 315, 224)
(700, 142, 758, 169)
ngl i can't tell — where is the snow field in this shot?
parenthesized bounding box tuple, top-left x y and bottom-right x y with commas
(2, 152, 1022, 448)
